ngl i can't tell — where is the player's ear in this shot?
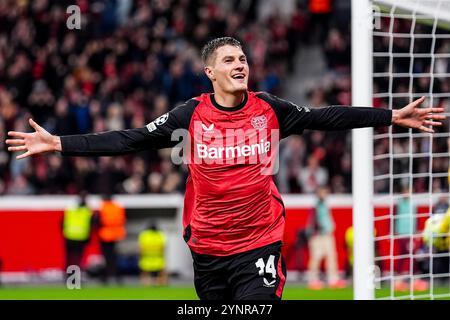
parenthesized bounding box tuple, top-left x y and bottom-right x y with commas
(204, 66, 215, 81)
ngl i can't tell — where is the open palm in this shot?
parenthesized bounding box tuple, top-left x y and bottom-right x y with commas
(6, 119, 60, 160)
(393, 96, 446, 133)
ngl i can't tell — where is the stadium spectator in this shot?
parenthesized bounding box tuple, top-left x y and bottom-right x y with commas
(323, 28, 350, 72)
(138, 222, 168, 286)
(277, 136, 305, 193)
(394, 186, 429, 292)
(308, 0, 333, 43)
(344, 226, 353, 278)
(96, 194, 126, 284)
(298, 155, 328, 194)
(62, 191, 93, 280)
(435, 194, 449, 215)
(423, 210, 450, 286)
(306, 186, 346, 289)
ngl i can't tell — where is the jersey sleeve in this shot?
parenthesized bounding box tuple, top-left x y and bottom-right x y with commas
(61, 99, 199, 156)
(258, 92, 393, 138)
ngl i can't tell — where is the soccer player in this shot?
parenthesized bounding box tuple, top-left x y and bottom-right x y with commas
(6, 37, 446, 300)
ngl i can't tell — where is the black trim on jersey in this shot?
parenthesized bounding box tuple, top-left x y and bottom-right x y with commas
(257, 92, 393, 138)
(272, 195, 286, 218)
(183, 224, 192, 243)
(210, 91, 248, 112)
(60, 99, 200, 156)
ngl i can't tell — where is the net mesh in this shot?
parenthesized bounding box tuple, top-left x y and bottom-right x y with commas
(371, 0, 450, 299)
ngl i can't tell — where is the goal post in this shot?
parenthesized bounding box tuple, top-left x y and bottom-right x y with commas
(351, 0, 375, 301)
(352, 0, 450, 300)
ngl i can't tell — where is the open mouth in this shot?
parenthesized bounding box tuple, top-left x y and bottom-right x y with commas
(232, 73, 246, 80)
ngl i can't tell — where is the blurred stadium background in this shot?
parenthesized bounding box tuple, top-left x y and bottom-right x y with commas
(0, 0, 449, 299)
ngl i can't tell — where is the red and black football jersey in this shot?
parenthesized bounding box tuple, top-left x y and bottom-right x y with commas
(61, 91, 392, 256)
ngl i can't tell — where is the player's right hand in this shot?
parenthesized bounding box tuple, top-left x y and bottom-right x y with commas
(5, 118, 62, 160)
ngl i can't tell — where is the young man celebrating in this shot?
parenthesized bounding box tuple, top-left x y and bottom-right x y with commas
(6, 37, 445, 300)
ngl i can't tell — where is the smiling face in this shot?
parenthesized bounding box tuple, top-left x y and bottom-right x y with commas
(204, 45, 249, 95)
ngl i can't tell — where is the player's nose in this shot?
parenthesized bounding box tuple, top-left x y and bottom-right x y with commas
(233, 64, 245, 72)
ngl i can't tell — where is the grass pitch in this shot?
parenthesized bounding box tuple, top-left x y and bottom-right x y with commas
(0, 284, 449, 300)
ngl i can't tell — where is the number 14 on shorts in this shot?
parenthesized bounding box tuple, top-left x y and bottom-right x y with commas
(255, 255, 277, 286)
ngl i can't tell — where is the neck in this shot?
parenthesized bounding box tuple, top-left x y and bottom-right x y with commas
(213, 90, 246, 108)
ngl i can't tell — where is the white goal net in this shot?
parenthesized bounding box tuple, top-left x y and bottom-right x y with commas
(361, 0, 450, 300)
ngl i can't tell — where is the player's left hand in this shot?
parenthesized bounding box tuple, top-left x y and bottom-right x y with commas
(392, 96, 446, 133)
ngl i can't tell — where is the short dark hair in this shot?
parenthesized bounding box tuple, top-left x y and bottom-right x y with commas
(201, 37, 243, 65)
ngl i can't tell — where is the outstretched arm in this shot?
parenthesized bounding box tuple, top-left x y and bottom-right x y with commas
(6, 118, 173, 159)
(259, 93, 446, 137)
(303, 97, 445, 132)
(6, 99, 198, 160)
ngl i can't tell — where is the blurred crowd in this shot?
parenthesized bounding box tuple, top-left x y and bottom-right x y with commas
(0, 0, 306, 195)
(276, 5, 450, 195)
(277, 0, 353, 193)
(0, 0, 449, 196)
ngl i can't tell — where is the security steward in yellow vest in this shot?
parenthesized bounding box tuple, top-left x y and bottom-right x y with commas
(139, 223, 168, 286)
(63, 192, 93, 276)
